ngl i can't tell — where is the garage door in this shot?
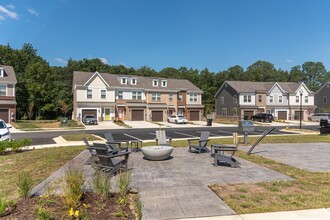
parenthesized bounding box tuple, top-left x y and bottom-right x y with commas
(82, 109, 97, 119)
(244, 111, 254, 120)
(132, 110, 144, 121)
(278, 111, 287, 120)
(190, 111, 200, 121)
(0, 109, 9, 123)
(152, 111, 163, 122)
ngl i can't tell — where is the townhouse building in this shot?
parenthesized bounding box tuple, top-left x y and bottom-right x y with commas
(72, 71, 203, 122)
(0, 65, 17, 123)
(314, 82, 330, 113)
(215, 81, 315, 121)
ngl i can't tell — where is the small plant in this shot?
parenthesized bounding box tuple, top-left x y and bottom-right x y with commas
(0, 141, 10, 154)
(114, 209, 128, 218)
(61, 168, 84, 208)
(0, 196, 7, 215)
(16, 171, 33, 199)
(68, 207, 80, 219)
(37, 206, 52, 220)
(135, 195, 142, 220)
(93, 170, 111, 199)
(116, 171, 131, 197)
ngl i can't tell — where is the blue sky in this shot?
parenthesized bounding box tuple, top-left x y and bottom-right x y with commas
(1, 0, 330, 72)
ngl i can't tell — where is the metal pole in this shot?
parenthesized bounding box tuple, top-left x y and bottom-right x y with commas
(300, 93, 302, 129)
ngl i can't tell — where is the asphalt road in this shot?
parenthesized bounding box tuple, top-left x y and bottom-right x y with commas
(11, 125, 319, 146)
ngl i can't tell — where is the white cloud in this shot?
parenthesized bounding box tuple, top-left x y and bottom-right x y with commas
(286, 59, 293, 63)
(0, 4, 18, 19)
(6, 4, 15, 9)
(54, 58, 67, 64)
(27, 8, 38, 16)
(99, 58, 108, 64)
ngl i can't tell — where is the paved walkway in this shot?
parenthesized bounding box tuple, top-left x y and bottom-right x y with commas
(239, 143, 330, 172)
(130, 147, 291, 220)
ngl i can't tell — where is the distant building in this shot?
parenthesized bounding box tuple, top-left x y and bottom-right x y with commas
(314, 82, 330, 113)
(0, 65, 17, 123)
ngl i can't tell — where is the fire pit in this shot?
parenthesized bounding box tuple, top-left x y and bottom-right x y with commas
(141, 146, 173, 161)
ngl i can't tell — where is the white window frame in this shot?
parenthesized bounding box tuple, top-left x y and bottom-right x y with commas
(117, 90, 123, 99)
(233, 95, 237, 103)
(190, 94, 198, 102)
(152, 79, 158, 87)
(258, 95, 262, 103)
(0, 84, 6, 96)
(101, 89, 106, 99)
(161, 80, 167, 87)
(278, 95, 283, 103)
(0, 68, 4, 77)
(87, 88, 92, 99)
(323, 96, 327, 104)
(296, 96, 299, 103)
(169, 93, 173, 101)
(131, 78, 137, 85)
(152, 92, 161, 101)
(121, 77, 127, 84)
(304, 95, 308, 103)
(243, 95, 251, 103)
(132, 91, 142, 100)
(220, 96, 224, 104)
(178, 94, 183, 102)
(269, 96, 274, 103)
(222, 108, 227, 116)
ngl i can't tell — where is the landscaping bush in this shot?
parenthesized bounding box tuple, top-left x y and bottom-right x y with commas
(16, 171, 33, 199)
(61, 168, 84, 209)
(0, 138, 32, 154)
(93, 169, 111, 199)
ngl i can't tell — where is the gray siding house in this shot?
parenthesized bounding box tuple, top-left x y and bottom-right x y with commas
(314, 82, 330, 113)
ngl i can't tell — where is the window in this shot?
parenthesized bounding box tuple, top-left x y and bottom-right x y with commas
(296, 96, 299, 103)
(178, 94, 183, 102)
(161, 80, 167, 87)
(131, 78, 137, 85)
(233, 95, 237, 103)
(152, 92, 161, 101)
(117, 91, 123, 99)
(0, 85, 6, 96)
(87, 88, 92, 99)
(169, 93, 173, 101)
(323, 96, 327, 104)
(190, 94, 198, 102)
(258, 95, 262, 103)
(304, 96, 308, 103)
(152, 79, 158, 87)
(269, 96, 273, 103)
(121, 77, 127, 84)
(132, 91, 142, 100)
(279, 96, 283, 103)
(222, 108, 227, 116)
(101, 89, 106, 99)
(0, 68, 3, 77)
(243, 95, 251, 103)
(220, 96, 224, 104)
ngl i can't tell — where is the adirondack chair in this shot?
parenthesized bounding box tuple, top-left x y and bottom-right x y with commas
(93, 143, 130, 176)
(247, 127, 276, 155)
(188, 131, 210, 153)
(83, 137, 99, 164)
(155, 130, 172, 146)
(104, 133, 128, 154)
(211, 138, 241, 168)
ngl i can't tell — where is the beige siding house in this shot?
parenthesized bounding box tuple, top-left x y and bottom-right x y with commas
(0, 65, 17, 123)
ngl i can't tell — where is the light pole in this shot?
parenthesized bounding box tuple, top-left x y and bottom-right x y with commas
(299, 89, 303, 129)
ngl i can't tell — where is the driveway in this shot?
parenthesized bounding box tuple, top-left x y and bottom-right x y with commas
(123, 120, 160, 129)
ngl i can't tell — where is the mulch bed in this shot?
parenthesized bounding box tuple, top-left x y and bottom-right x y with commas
(2, 192, 137, 219)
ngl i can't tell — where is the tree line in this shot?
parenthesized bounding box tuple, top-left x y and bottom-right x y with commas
(1, 43, 329, 120)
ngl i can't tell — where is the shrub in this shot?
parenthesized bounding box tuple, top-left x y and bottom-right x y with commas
(16, 171, 33, 199)
(36, 206, 52, 220)
(93, 170, 111, 199)
(61, 168, 84, 208)
(0, 141, 9, 154)
(0, 196, 7, 216)
(117, 171, 131, 197)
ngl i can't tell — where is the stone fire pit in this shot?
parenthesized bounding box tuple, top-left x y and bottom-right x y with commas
(141, 146, 173, 161)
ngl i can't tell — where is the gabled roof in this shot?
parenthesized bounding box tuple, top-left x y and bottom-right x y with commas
(315, 82, 330, 94)
(0, 65, 17, 83)
(84, 71, 109, 87)
(73, 71, 202, 93)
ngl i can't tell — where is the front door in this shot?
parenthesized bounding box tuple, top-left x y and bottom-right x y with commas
(105, 108, 111, 121)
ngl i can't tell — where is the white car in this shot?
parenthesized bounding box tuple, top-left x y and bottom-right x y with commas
(0, 119, 11, 142)
(167, 115, 188, 124)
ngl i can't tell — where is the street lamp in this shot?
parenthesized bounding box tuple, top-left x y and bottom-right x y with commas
(299, 89, 303, 129)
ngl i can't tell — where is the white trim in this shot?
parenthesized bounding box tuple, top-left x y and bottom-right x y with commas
(152, 79, 159, 87)
(161, 80, 167, 87)
(84, 71, 109, 87)
(121, 77, 128, 84)
(131, 78, 137, 85)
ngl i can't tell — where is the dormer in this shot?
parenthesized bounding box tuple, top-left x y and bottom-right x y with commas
(152, 79, 158, 87)
(161, 80, 167, 87)
(0, 68, 4, 77)
(131, 78, 137, 85)
(121, 77, 128, 84)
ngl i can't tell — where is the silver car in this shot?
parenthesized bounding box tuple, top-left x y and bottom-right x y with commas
(0, 119, 11, 141)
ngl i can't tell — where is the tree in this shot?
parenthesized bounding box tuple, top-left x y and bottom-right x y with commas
(301, 61, 327, 91)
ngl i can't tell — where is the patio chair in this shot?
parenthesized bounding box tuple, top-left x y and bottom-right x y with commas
(83, 137, 99, 165)
(155, 130, 172, 146)
(246, 127, 276, 155)
(188, 131, 210, 153)
(104, 133, 128, 154)
(93, 144, 130, 176)
(211, 138, 241, 168)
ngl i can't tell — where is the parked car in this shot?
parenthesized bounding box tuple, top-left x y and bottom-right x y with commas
(310, 113, 330, 122)
(167, 115, 188, 124)
(251, 113, 273, 122)
(0, 119, 11, 142)
(320, 116, 330, 128)
(83, 114, 98, 125)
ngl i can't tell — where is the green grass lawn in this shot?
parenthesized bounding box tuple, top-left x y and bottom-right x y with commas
(0, 146, 85, 200)
(62, 133, 101, 141)
(12, 120, 84, 130)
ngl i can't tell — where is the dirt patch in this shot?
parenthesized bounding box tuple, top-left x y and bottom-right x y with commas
(3, 192, 138, 219)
